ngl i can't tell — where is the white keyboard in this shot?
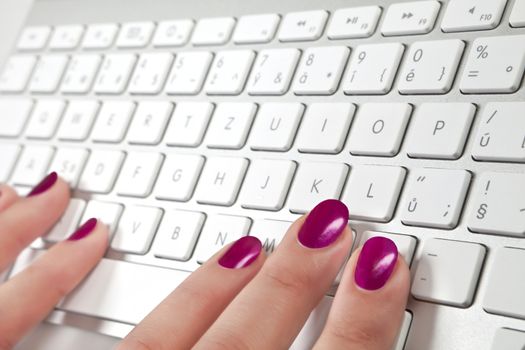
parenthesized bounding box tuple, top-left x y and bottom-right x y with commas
(2, 0, 525, 349)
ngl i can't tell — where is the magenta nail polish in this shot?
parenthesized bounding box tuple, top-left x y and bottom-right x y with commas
(219, 236, 262, 269)
(68, 218, 98, 241)
(297, 199, 349, 249)
(355, 236, 398, 291)
(27, 172, 58, 197)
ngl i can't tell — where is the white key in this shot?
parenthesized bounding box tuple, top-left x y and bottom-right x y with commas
(78, 150, 124, 193)
(342, 165, 406, 222)
(194, 214, 251, 263)
(382, 1, 441, 36)
(11, 146, 54, 186)
(116, 22, 155, 48)
(206, 102, 256, 149)
(491, 329, 525, 350)
(406, 103, 475, 160)
(240, 159, 296, 211)
(0, 99, 33, 137)
(343, 43, 405, 95)
(195, 157, 248, 206)
(278, 10, 328, 42)
(91, 101, 136, 143)
(116, 152, 163, 197)
(25, 99, 66, 139)
(48, 148, 89, 187)
(233, 14, 280, 44)
(0, 144, 21, 182)
(0, 55, 37, 92)
(29, 55, 69, 93)
(164, 102, 213, 147)
(412, 239, 485, 307)
(293, 46, 349, 95)
(94, 54, 137, 94)
(152, 20, 194, 47)
(57, 100, 100, 141)
(82, 23, 119, 49)
(359, 231, 417, 265)
(472, 103, 525, 162)
(398, 40, 464, 94)
(80, 200, 123, 235)
(249, 219, 291, 254)
(247, 48, 300, 95)
(153, 210, 205, 261)
(127, 101, 173, 145)
(327, 6, 381, 39)
(129, 53, 173, 94)
(165, 51, 213, 95)
(288, 162, 349, 214)
(348, 103, 412, 157)
(61, 54, 102, 93)
(205, 50, 255, 95)
(467, 172, 525, 237)
(191, 17, 235, 46)
(112, 206, 162, 254)
(484, 247, 525, 319)
(296, 103, 355, 154)
(250, 102, 304, 151)
(510, 0, 525, 27)
(155, 154, 204, 202)
(442, 0, 507, 32)
(45, 199, 86, 242)
(460, 35, 525, 94)
(400, 168, 471, 229)
(49, 25, 84, 50)
(17, 26, 51, 51)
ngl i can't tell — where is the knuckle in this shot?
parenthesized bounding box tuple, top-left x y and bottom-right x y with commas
(324, 322, 381, 349)
(118, 337, 158, 350)
(198, 331, 251, 350)
(260, 262, 313, 298)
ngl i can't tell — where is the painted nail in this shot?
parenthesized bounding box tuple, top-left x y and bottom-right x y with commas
(68, 218, 98, 241)
(355, 236, 398, 291)
(297, 199, 349, 249)
(27, 172, 58, 197)
(219, 236, 262, 269)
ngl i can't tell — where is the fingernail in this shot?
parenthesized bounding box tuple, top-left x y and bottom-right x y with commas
(355, 236, 398, 291)
(219, 236, 262, 269)
(298, 199, 349, 249)
(68, 218, 97, 241)
(27, 172, 58, 197)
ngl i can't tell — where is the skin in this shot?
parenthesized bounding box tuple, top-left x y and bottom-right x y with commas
(0, 176, 410, 349)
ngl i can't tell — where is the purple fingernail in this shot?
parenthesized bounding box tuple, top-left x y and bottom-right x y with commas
(68, 218, 97, 241)
(297, 199, 349, 249)
(27, 172, 58, 197)
(219, 236, 262, 269)
(355, 236, 398, 291)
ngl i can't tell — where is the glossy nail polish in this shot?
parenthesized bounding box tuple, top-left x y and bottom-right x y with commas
(355, 236, 398, 291)
(27, 172, 58, 197)
(219, 236, 262, 269)
(68, 218, 98, 241)
(297, 199, 349, 249)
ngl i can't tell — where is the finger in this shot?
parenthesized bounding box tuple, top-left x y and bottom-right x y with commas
(0, 184, 19, 212)
(0, 172, 70, 271)
(0, 218, 108, 348)
(118, 236, 264, 350)
(315, 237, 410, 350)
(194, 199, 352, 350)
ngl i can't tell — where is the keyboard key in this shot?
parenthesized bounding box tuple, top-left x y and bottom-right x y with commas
(467, 172, 525, 237)
(165, 51, 213, 95)
(25, 99, 66, 139)
(249, 219, 291, 254)
(78, 150, 124, 193)
(406, 103, 475, 160)
(348, 103, 412, 157)
(250, 102, 304, 151)
(191, 17, 235, 46)
(233, 14, 280, 44)
(247, 48, 300, 95)
(327, 6, 381, 39)
(57, 100, 100, 141)
(129, 53, 173, 94)
(401, 168, 471, 229)
(127, 101, 173, 145)
(381, 1, 441, 36)
(116, 152, 163, 198)
(510, 0, 525, 27)
(205, 50, 255, 95)
(155, 154, 204, 202)
(342, 165, 406, 223)
(152, 20, 194, 47)
(82, 23, 119, 49)
(80, 200, 123, 235)
(29, 55, 69, 93)
(412, 239, 485, 307)
(94, 54, 137, 94)
(491, 328, 525, 350)
(296, 103, 355, 154)
(240, 159, 296, 211)
(48, 148, 89, 187)
(116, 22, 155, 48)
(11, 145, 55, 186)
(44, 198, 86, 242)
(112, 205, 162, 254)
(165, 102, 213, 147)
(0, 55, 37, 92)
(206, 102, 256, 149)
(91, 101, 136, 143)
(153, 210, 205, 261)
(288, 162, 349, 214)
(0, 144, 21, 182)
(195, 156, 249, 206)
(0, 99, 33, 137)
(61, 54, 102, 94)
(442, 0, 507, 32)
(358, 231, 417, 265)
(278, 10, 328, 42)
(49, 25, 84, 50)
(17, 26, 51, 51)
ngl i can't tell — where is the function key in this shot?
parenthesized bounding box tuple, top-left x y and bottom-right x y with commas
(381, 0, 441, 36)
(49, 25, 84, 50)
(116, 22, 155, 48)
(82, 23, 119, 49)
(278, 10, 328, 42)
(191, 17, 236, 46)
(510, 0, 525, 28)
(152, 19, 194, 47)
(17, 26, 52, 51)
(441, 0, 507, 32)
(233, 14, 280, 44)
(327, 6, 381, 39)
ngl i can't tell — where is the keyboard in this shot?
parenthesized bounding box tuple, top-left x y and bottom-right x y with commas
(1, 0, 525, 348)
